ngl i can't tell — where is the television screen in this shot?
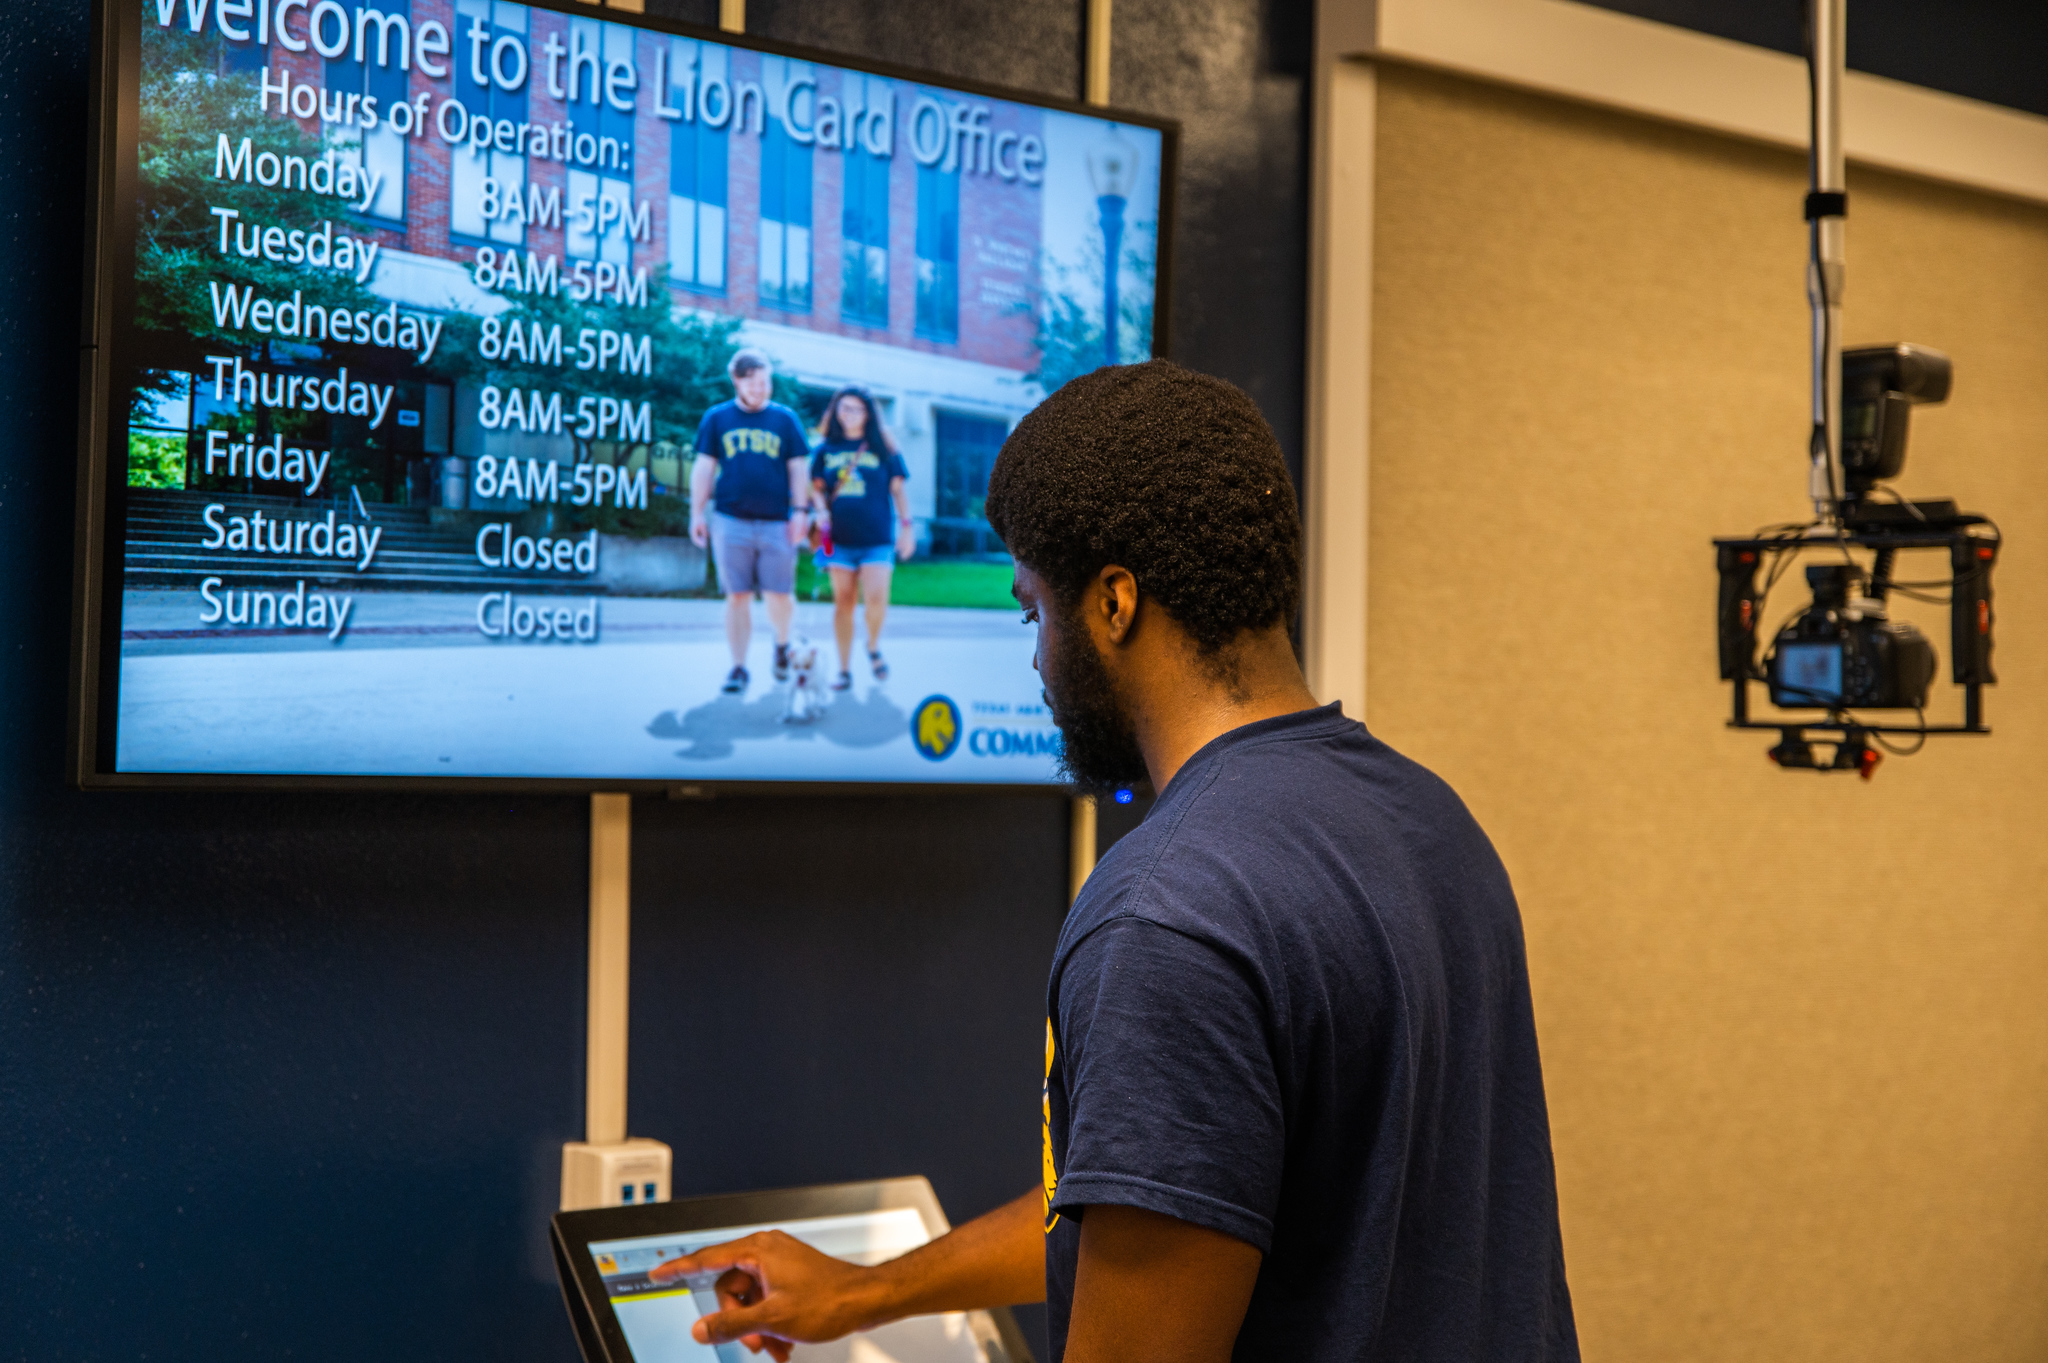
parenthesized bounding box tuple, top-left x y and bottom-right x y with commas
(74, 0, 1172, 788)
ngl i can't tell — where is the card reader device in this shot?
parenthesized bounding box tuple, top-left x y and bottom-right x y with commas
(552, 1176, 1035, 1363)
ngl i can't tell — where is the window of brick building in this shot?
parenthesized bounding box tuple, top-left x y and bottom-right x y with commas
(566, 16, 635, 267)
(449, 0, 524, 244)
(839, 75, 890, 328)
(220, 18, 265, 72)
(326, 0, 411, 224)
(915, 160, 959, 341)
(666, 38, 728, 293)
(931, 410, 1008, 557)
(759, 56, 813, 312)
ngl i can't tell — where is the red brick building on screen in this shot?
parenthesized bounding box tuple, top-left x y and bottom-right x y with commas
(231, 0, 1055, 549)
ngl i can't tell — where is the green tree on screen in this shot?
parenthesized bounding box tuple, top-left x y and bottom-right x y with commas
(132, 30, 382, 422)
(1029, 220, 1158, 398)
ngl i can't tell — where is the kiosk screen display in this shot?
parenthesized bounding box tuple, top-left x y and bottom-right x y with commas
(588, 1208, 996, 1362)
(78, 0, 1172, 787)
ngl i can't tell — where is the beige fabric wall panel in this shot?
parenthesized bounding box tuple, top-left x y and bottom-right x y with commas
(1369, 66, 2048, 1363)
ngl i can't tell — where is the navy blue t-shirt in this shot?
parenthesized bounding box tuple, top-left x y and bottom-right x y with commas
(810, 439, 910, 548)
(1044, 704, 1577, 1362)
(693, 399, 812, 520)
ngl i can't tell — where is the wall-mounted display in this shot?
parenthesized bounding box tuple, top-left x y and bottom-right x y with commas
(73, 0, 1174, 788)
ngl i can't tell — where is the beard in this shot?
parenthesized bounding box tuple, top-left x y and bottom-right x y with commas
(1041, 606, 1150, 794)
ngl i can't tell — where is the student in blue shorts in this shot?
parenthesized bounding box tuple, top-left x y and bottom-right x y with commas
(689, 350, 814, 695)
(807, 387, 914, 691)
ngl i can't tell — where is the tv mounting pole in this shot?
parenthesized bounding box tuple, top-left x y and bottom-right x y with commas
(1806, 0, 1846, 525)
(1069, 0, 1115, 903)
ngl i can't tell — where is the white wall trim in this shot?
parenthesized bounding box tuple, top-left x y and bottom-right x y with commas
(1333, 0, 2048, 205)
(1302, 4, 1377, 718)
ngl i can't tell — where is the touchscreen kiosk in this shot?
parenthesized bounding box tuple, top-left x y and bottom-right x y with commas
(552, 1177, 1033, 1363)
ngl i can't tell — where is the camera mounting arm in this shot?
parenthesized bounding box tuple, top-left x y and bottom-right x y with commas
(1807, 0, 1848, 523)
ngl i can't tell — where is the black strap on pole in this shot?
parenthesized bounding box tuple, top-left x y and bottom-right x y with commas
(1804, 190, 1847, 219)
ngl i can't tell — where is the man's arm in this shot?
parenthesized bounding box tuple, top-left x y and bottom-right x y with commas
(786, 456, 812, 545)
(1048, 917, 1284, 1359)
(689, 454, 717, 546)
(1064, 1205, 1262, 1363)
(648, 1188, 1043, 1360)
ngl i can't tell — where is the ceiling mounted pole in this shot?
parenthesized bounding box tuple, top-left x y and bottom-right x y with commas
(1806, 0, 1846, 523)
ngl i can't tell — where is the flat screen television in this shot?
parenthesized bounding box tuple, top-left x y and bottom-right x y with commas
(72, 0, 1174, 790)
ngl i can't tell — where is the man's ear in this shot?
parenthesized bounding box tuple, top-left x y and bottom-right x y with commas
(1098, 566, 1141, 644)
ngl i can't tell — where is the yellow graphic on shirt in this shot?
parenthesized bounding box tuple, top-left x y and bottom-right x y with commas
(821, 447, 883, 501)
(720, 427, 786, 460)
(1043, 1018, 1061, 1232)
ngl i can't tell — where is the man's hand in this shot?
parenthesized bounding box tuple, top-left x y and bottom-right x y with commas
(646, 1190, 1045, 1361)
(1063, 1204, 1263, 1363)
(690, 513, 709, 548)
(786, 511, 810, 547)
(650, 1231, 881, 1362)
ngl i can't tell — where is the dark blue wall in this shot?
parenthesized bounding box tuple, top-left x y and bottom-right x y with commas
(0, 1, 1304, 1360)
(1582, 0, 2048, 119)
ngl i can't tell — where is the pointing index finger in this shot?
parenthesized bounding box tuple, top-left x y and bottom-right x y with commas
(647, 1237, 761, 1282)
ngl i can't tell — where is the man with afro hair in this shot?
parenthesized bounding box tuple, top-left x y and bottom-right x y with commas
(654, 362, 1578, 1363)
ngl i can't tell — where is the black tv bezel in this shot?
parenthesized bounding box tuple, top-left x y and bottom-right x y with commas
(70, 0, 1179, 793)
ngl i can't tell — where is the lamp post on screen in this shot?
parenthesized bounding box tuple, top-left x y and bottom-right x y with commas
(1088, 128, 1139, 367)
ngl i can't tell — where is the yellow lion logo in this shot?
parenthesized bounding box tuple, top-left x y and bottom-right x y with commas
(919, 703, 954, 752)
(912, 696, 961, 760)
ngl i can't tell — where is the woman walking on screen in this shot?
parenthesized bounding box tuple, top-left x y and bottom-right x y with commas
(809, 388, 914, 691)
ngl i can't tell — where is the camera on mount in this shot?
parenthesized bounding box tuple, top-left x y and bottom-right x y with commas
(1714, 343, 2001, 777)
(1765, 345, 1949, 714)
(1767, 562, 1935, 710)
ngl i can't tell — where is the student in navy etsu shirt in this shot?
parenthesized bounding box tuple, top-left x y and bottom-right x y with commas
(689, 349, 813, 695)
(652, 362, 1578, 1363)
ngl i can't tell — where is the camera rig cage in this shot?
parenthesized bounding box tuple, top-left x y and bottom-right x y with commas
(1715, 505, 1999, 775)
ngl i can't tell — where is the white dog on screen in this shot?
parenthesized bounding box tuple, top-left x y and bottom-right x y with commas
(783, 637, 826, 724)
